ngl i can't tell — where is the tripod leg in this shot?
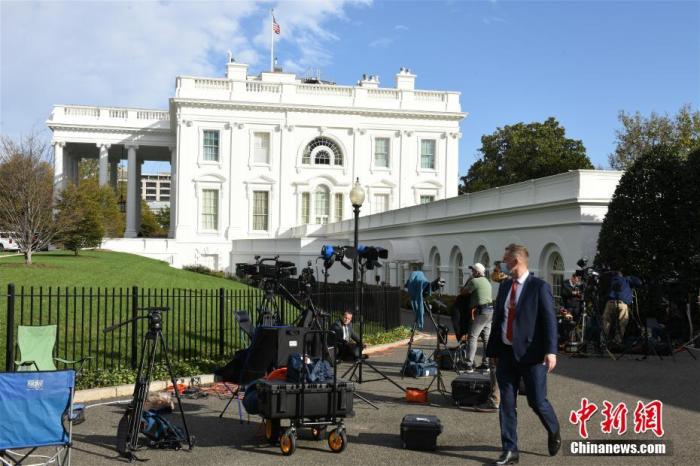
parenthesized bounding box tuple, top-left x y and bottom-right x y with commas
(401, 323, 418, 379)
(127, 334, 156, 453)
(159, 332, 194, 449)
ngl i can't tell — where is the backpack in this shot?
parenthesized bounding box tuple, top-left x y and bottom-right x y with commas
(140, 409, 186, 448)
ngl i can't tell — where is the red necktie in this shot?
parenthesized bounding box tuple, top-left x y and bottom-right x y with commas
(506, 280, 519, 341)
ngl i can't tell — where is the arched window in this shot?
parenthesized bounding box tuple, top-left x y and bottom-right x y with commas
(434, 253, 441, 280)
(474, 246, 491, 271)
(302, 137, 343, 166)
(314, 185, 330, 224)
(548, 252, 565, 306)
(456, 252, 464, 288)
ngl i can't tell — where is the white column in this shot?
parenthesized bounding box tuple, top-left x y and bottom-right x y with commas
(53, 141, 66, 192)
(97, 143, 110, 186)
(124, 145, 139, 238)
(136, 159, 142, 234)
(168, 146, 177, 238)
(110, 160, 118, 191)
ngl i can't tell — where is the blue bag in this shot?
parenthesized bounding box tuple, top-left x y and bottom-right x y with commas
(141, 410, 185, 445)
(286, 353, 305, 383)
(408, 349, 425, 363)
(307, 359, 333, 383)
(242, 383, 260, 415)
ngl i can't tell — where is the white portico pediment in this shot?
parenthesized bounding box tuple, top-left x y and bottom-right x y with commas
(411, 179, 443, 203)
(292, 174, 349, 192)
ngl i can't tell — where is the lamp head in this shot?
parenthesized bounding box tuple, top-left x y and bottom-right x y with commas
(349, 178, 365, 207)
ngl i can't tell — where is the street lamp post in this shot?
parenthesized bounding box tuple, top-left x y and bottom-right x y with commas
(349, 178, 365, 381)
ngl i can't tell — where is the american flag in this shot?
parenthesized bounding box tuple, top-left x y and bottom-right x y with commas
(272, 16, 280, 35)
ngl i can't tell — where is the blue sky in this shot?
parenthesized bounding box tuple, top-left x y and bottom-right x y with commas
(2, 0, 699, 178)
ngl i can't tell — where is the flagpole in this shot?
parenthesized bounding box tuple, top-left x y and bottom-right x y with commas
(270, 9, 274, 72)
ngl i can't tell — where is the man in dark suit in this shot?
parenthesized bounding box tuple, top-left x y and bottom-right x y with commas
(331, 310, 363, 361)
(485, 244, 561, 465)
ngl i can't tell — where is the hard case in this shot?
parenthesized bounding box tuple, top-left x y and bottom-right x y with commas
(256, 379, 355, 419)
(451, 371, 491, 406)
(400, 414, 442, 450)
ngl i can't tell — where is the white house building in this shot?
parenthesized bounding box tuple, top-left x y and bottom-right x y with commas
(47, 58, 621, 300)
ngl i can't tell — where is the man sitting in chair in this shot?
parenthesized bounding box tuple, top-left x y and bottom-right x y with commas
(331, 310, 365, 361)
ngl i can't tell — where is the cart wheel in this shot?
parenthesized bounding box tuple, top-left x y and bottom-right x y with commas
(279, 429, 297, 456)
(328, 428, 347, 453)
(311, 425, 327, 440)
(264, 419, 281, 443)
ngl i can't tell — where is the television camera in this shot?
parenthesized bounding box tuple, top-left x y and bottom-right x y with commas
(235, 255, 297, 282)
(345, 244, 388, 270)
(320, 245, 353, 270)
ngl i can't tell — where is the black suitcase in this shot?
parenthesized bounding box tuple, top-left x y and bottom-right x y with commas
(256, 379, 355, 419)
(400, 414, 442, 451)
(451, 372, 491, 406)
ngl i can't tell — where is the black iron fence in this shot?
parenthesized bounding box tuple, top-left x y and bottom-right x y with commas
(2, 282, 400, 372)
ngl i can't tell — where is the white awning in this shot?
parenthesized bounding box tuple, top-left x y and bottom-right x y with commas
(385, 239, 423, 263)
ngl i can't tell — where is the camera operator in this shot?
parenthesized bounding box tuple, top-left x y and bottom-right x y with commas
(561, 274, 583, 318)
(602, 270, 642, 344)
(460, 263, 493, 372)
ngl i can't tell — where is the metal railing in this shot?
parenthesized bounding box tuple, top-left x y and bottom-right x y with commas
(2, 282, 400, 371)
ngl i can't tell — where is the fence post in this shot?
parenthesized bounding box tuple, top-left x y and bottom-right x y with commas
(219, 288, 225, 357)
(131, 286, 138, 369)
(383, 285, 389, 331)
(5, 284, 15, 372)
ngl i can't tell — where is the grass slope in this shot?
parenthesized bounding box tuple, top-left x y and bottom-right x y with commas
(0, 249, 247, 289)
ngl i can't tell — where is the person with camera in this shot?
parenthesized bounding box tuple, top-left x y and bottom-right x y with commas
(486, 244, 560, 465)
(561, 274, 583, 317)
(461, 263, 493, 373)
(331, 310, 366, 361)
(602, 271, 642, 344)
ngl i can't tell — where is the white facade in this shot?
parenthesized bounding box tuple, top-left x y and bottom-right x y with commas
(48, 59, 622, 298)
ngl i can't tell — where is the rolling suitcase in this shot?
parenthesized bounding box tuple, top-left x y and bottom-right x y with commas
(400, 414, 442, 450)
(451, 372, 490, 406)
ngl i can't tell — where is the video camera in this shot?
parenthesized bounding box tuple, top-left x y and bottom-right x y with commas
(320, 245, 352, 270)
(345, 244, 388, 270)
(235, 255, 297, 281)
(430, 277, 446, 292)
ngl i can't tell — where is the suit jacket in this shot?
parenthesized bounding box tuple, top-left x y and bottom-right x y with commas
(331, 320, 360, 345)
(485, 273, 557, 364)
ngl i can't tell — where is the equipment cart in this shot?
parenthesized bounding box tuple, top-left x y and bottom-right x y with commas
(256, 330, 355, 455)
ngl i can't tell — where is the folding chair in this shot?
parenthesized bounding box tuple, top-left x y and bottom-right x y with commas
(0, 370, 76, 466)
(14, 325, 92, 373)
(218, 311, 254, 421)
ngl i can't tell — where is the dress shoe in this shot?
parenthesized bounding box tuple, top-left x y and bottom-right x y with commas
(492, 450, 519, 465)
(473, 401, 499, 412)
(548, 429, 561, 456)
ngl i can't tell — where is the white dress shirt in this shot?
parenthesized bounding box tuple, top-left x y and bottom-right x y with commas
(502, 270, 529, 345)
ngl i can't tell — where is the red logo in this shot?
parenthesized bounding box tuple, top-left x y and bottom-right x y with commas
(569, 397, 598, 439)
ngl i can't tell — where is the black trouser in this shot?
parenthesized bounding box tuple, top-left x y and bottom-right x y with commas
(338, 341, 361, 361)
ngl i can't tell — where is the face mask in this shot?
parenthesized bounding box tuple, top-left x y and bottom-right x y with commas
(499, 262, 511, 275)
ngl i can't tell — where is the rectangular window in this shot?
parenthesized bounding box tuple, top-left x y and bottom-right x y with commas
(420, 195, 435, 204)
(374, 194, 389, 213)
(315, 190, 329, 224)
(201, 189, 219, 230)
(374, 137, 390, 168)
(253, 132, 270, 164)
(301, 192, 310, 224)
(334, 193, 343, 222)
(203, 130, 220, 161)
(420, 139, 436, 169)
(253, 191, 269, 231)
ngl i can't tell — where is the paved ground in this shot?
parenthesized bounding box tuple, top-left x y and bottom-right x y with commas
(47, 329, 698, 466)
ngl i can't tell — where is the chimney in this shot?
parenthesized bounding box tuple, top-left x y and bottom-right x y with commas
(226, 59, 248, 80)
(395, 67, 416, 90)
(358, 74, 380, 89)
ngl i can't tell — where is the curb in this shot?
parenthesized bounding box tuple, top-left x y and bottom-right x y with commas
(75, 335, 424, 403)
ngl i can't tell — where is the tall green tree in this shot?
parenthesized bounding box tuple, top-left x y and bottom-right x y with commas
(595, 145, 693, 315)
(55, 183, 105, 255)
(609, 104, 700, 170)
(459, 117, 593, 193)
(78, 179, 124, 237)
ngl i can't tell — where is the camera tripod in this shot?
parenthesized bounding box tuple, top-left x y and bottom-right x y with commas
(341, 262, 405, 408)
(104, 307, 194, 462)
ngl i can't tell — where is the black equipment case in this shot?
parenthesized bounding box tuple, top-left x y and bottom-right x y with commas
(400, 414, 442, 451)
(239, 326, 308, 382)
(451, 372, 491, 406)
(256, 379, 355, 419)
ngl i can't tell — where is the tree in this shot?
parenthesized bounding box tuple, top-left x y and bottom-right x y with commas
(595, 145, 691, 316)
(608, 104, 700, 170)
(78, 179, 124, 237)
(155, 205, 171, 232)
(0, 134, 56, 265)
(140, 201, 165, 237)
(459, 117, 593, 193)
(55, 183, 105, 255)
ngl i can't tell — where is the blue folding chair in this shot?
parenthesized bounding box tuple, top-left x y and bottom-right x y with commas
(0, 370, 75, 466)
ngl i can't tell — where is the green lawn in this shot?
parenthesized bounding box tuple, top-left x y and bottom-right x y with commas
(0, 249, 247, 289)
